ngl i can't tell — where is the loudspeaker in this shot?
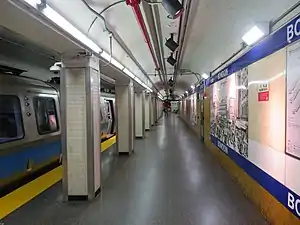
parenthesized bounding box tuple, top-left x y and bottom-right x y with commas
(167, 55, 176, 66)
(162, 0, 184, 19)
(165, 37, 179, 52)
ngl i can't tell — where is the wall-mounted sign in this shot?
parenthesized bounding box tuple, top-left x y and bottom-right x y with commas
(258, 83, 269, 101)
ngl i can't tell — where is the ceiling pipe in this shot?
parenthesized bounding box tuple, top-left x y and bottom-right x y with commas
(173, 0, 192, 83)
(80, 0, 159, 92)
(153, 7, 168, 84)
(126, 0, 162, 82)
(141, 1, 166, 86)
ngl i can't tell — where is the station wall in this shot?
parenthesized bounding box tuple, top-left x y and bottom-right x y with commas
(180, 92, 201, 136)
(181, 13, 300, 224)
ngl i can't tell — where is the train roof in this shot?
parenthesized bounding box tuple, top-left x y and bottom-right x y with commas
(0, 72, 58, 94)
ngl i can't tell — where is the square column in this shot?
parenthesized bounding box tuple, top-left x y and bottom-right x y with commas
(115, 80, 134, 154)
(149, 96, 153, 126)
(61, 54, 101, 201)
(145, 93, 150, 131)
(135, 91, 145, 138)
(150, 96, 155, 126)
(153, 97, 157, 123)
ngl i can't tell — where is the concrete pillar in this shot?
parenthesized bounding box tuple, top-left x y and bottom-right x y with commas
(145, 93, 150, 131)
(154, 97, 157, 123)
(150, 96, 154, 126)
(151, 96, 156, 125)
(115, 80, 134, 154)
(61, 54, 101, 201)
(135, 91, 145, 138)
(156, 98, 160, 120)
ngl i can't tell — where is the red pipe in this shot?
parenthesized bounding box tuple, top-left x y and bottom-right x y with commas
(126, 0, 160, 71)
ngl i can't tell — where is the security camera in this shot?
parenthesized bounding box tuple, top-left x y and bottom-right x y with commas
(50, 62, 62, 74)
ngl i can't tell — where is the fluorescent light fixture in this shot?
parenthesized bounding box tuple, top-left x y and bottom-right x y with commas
(146, 86, 153, 92)
(135, 77, 143, 85)
(123, 68, 135, 79)
(242, 25, 264, 46)
(43, 6, 102, 53)
(201, 73, 209, 79)
(111, 58, 124, 70)
(191, 85, 195, 90)
(24, 0, 41, 7)
(142, 83, 149, 90)
(100, 51, 111, 61)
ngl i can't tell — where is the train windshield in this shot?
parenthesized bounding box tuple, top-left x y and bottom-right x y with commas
(0, 95, 24, 144)
(34, 97, 59, 135)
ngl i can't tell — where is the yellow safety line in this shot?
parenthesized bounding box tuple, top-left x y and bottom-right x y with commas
(0, 166, 62, 219)
(101, 135, 116, 152)
(0, 136, 116, 219)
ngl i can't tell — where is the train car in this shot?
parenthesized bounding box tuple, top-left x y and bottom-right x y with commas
(0, 69, 116, 197)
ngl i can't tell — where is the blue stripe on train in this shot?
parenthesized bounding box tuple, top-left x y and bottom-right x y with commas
(0, 140, 61, 179)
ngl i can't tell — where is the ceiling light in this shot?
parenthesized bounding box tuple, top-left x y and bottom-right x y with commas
(165, 34, 179, 52)
(185, 91, 188, 94)
(191, 85, 195, 90)
(24, 0, 41, 7)
(43, 6, 102, 53)
(201, 73, 209, 79)
(134, 77, 143, 85)
(162, 0, 184, 19)
(111, 58, 124, 70)
(167, 54, 176, 66)
(100, 51, 111, 61)
(242, 25, 265, 46)
(123, 68, 135, 79)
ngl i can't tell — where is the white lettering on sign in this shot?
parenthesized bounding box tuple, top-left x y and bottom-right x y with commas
(258, 83, 269, 93)
(287, 18, 300, 43)
(288, 192, 300, 217)
(217, 140, 228, 154)
(217, 68, 229, 80)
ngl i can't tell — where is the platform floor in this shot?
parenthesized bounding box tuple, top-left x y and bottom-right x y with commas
(3, 115, 267, 225)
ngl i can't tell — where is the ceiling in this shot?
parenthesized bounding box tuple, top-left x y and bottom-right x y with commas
(2, 0, 300, 98)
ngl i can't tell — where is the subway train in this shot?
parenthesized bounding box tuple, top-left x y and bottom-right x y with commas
(0, 68, 116, 197)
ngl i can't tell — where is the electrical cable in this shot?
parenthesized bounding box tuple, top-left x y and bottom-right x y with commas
(87, 0, 126, 34)
(80, 0, 160, 92)
(80, 0, 111, 32)
(101, 34, 113, 67)
(80, 0, 120, 67)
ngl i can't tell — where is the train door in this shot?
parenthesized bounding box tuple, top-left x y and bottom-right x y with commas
(105, 99, 115, 135)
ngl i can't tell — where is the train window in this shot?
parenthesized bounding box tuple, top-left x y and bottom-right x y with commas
(34, 97, 59, 135)
(0, 95, 24, 144)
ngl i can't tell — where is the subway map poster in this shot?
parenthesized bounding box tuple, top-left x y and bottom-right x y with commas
(287, 41, 300, 159)
(210, 68, 249, 158)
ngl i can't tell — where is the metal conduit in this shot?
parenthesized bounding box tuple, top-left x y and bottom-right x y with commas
(126, 0, 162, 82)
(80, 0, 159, 92)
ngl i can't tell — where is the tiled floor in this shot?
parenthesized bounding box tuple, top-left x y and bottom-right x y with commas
(3, 115, 267, 225)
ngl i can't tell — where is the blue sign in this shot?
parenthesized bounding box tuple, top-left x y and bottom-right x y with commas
(210, 135, 300, 219)
(195, 82, 205, 93)
(207, 14, 300, 86)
